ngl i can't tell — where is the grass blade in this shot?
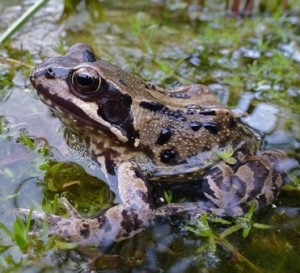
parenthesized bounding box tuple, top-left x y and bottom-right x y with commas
(0, 0, 49, 45)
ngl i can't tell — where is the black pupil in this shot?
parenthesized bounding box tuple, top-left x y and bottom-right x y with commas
(77, 73, 94, 87)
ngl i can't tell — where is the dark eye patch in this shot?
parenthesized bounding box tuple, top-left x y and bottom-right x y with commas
(97, 84, 137, 143)
(97, 94, 131, 125)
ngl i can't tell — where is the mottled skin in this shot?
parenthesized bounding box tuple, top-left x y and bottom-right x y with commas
(27, 43, 287, 247)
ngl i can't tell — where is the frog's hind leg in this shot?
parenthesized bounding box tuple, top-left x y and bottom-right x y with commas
(158, 150, 287, 218)
(201, 150, 287, 216)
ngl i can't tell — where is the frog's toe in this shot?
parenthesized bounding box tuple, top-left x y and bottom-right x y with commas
(18, 208, 47, 221)
(18, 208, 72, 229)
(18, 208, 83, 242)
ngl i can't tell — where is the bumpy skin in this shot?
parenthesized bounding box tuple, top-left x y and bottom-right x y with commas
(28, 43, 287, 247)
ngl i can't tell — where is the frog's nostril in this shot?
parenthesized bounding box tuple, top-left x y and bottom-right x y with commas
(45, 67, 56, 78)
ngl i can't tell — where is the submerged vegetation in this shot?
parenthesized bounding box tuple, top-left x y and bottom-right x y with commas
(0, 0, 299, 272)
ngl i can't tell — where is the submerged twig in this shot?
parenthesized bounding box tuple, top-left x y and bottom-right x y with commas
(0, 56, 33, 69)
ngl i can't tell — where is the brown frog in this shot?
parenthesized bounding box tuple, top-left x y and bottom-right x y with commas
(27, 43, 287, 247)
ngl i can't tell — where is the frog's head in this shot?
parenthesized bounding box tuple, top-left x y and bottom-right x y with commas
(30, 43, 138, 144)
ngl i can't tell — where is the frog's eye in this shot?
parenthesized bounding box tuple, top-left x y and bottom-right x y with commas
(71, 67, 101, 94)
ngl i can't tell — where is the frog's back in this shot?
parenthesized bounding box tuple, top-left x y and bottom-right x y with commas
(130, 84, 258, 182)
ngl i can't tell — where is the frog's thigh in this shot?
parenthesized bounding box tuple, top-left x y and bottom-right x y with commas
(202, 150, 286, 213)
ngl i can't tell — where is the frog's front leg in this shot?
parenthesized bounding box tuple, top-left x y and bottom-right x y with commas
(21, 161, 155, 247)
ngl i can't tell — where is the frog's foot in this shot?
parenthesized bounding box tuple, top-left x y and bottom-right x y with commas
(18, 196, 82, 221)
(19, 204, 155, 247)
(18, 208, 61, 222)
(18, 196, 84, 239)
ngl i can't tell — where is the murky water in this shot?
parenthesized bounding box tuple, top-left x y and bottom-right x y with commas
(0, 0, 300, 272)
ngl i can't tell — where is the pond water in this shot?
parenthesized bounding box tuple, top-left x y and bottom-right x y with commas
(0, 0, 300, 272)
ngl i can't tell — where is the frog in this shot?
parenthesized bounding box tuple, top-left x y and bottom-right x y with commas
(27, 42, 287, 247)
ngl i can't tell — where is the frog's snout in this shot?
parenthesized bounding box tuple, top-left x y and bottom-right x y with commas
(29, 68, 37, 86)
